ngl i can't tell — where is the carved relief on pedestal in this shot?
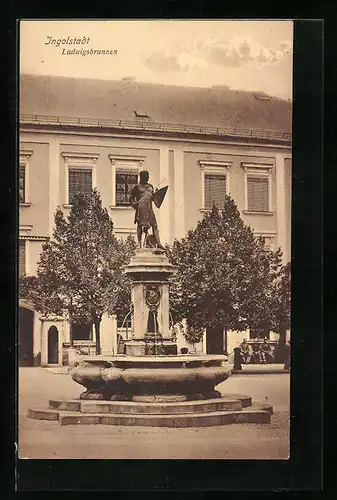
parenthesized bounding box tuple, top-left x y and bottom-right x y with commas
(144, 284, 165, 354)
(145, 285, 161, 334)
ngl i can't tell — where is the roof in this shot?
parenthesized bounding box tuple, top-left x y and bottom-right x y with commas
(20, 74, 292, 141)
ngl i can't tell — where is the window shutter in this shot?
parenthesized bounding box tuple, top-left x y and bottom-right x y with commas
(204, 174, 226, 209)
(247, 176, 269, 212)
(68, 169, 92, 203)
(19, 240, 26, 276)
(116, 170, 138, 206)
(19, 166, 25, 202)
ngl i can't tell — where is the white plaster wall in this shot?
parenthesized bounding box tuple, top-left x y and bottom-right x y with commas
(27, 241, 44, 276)
(100, 314, 115, 355)
(286, 329, 291, 343)
(227, 330, 248, 356)
(174, 323, 203, 354)
(270, 331, 279, 342)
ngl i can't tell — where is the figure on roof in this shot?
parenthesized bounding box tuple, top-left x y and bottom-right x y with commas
(129, 170, 168, 250)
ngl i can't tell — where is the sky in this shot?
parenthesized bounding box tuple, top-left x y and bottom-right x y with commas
(20, 20, 293, 100)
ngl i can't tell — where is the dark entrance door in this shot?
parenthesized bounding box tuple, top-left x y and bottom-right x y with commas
(19, 307, 34, 366)
(48, 326, 59, 364)
(206, 327, 224, 354)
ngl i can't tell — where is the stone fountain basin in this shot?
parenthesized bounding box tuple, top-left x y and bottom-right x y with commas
(70, 355, 231, 401)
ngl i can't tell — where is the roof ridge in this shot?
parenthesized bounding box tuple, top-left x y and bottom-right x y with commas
(20, 73, 290, 102)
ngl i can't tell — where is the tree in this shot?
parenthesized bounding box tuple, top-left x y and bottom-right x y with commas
(167, 196, 286, 349)
(270, 261, 291, 361)
(20, 189, 137, 354)
(183, 324, 204, 348)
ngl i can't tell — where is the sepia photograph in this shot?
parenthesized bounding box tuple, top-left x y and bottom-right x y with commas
(18, 19, 292, 460)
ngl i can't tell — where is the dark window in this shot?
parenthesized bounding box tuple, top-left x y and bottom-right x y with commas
(247, 176, 269, 212)
(71, 323, 93, 341)
(204, 174, 226, 210)
(68, 168, 92, 204)
(116, 170, 138, 206)
(19, 240, 26, 276)
(252, 92, 272, 101)
(249, 329, 270, 340)
(19, 166, 25, 202)
(134, 110, 150, 118)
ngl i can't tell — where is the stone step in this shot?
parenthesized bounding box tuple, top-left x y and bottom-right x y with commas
(27, 401, 272, 427)
(49, 400, 81, 412)
(80, 398, 243, 414)
(48, 394, 252, 415)
(253, 404, 273, 414)
(27, 408, 60, 420)
(57, 406, 272, 427)
(49, 398, 247, 415)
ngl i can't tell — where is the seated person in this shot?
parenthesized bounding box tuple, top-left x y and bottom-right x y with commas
(250, 341, 262, 364)
(260, 338, 273, 364)
(239, 339, 251, 364)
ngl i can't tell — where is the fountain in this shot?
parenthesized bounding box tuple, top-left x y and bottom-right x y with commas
(68, 247, 231, 403)
(27, 175, 273, 427)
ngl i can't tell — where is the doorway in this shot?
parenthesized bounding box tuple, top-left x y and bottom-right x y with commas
(47, 326, 59, 364)
(206, 327, 224, 354)
(19, 307, 34, 366)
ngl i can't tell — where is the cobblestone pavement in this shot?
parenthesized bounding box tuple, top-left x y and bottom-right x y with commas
(18, 367, 289, 460)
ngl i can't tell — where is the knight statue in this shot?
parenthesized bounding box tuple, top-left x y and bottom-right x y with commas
(129, 170, 168, 249)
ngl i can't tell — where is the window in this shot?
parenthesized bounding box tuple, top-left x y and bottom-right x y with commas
(134, 110, 150, 119)
(109, 156, 144, 208)
(68, 168, 92, 204)
(249, 329, 270, 340)
(19, 240, 26, 276)
(116, 170, 138, 206)
(19, 150, 32, 204)
(252, 92, 272, 101)
(62, 152, 99, 205)
(199, 160, 232, 210)
(204, 174, 227, 210)
(242, 163, 273, 213)
(247, 176, 269, 212)
(71, 323, 93, 341)
(19, 166, 25, 202)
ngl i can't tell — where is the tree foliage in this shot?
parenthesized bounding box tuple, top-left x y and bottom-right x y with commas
(20, 189, 136, 354)
(167, 196, 290, 349)
(271, 261, 291, 333)
(270, 261, 291, 360)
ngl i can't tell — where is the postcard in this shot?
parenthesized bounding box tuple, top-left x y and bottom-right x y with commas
(18, 19, 293, 462)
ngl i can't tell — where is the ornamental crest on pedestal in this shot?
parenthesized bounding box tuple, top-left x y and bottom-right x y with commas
(145, 285, 161, 311)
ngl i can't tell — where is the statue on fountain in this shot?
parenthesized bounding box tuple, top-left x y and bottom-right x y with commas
(129, 170, 168, 250)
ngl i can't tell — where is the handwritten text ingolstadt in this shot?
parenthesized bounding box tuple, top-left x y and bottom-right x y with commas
(45, 36, 91, 47)
(44, 36, 119, 56)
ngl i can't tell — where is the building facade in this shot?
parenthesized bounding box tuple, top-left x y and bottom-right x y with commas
(19, 75, 292, 366)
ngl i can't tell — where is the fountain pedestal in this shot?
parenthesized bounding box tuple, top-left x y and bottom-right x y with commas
(123, 247, 177, 356)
